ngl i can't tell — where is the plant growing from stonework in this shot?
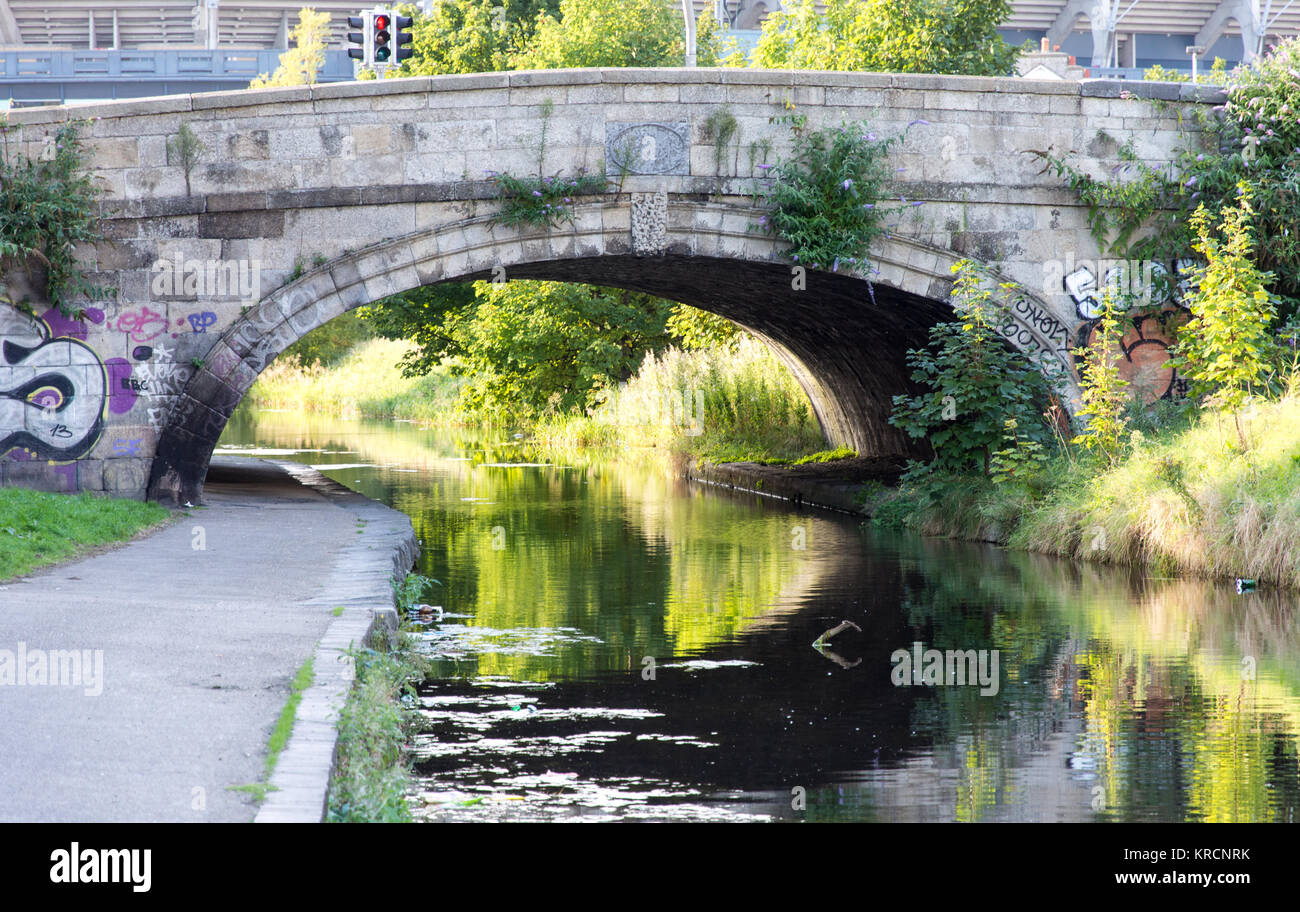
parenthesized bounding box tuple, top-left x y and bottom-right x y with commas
(1031, 135, 1176, 257)
(752, 119, 907, 273)
(167, 121, 205, 197)
(488, 170, 606, 229)
(889, 259, 1053, 476)
(702, 106, 740, 188)
(1071, 287, 1131, 467)
(1170, 187, 1278, 451)
(489, 99, 606, 229)
(0, 118, 104, 316)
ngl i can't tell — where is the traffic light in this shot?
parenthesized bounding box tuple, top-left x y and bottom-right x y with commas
(346, 15, 368, 63)
(372, 12, 392, 63)
(393, 14, 414, 63)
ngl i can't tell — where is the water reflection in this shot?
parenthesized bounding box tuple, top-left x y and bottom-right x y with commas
(219, 408, 1300, 822)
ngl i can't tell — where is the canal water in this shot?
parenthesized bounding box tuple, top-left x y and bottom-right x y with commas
(220, 408, 1300, 823)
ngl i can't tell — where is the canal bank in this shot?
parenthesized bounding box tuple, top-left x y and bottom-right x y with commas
(0, 455, 416, 823)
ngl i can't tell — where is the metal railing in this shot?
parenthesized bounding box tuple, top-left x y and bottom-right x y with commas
(0, 47, 355, 81)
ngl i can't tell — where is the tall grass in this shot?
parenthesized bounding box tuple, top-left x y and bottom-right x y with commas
(245, 338, 467, 424)
(1012, 393, 1300, 588)
(535, 336, 827, 462)
(874, 391, 1300, 588)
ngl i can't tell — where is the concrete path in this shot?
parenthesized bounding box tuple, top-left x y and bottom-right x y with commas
(0, 456, 416, 822)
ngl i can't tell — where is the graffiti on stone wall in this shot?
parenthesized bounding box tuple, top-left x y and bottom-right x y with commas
(0, 306, 107, 462)
(1, 291, 201, 492)
(131, 342, 191, 430)
(1056, 258, 1195, 404)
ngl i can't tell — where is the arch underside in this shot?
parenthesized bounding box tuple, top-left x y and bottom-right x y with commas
(147, 203, 1072, 504)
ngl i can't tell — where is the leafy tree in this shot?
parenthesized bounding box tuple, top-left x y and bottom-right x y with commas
(363, 283, 479, 377)
(250, 7, 331, 87)
(435, 280, 675, 420)
(1071, 288, 1130, 466)
(512, 0, 731, 68)
(1171, 187, 1278, 450)
(889, 260, 1053, 475)
(395, 0, 558, 75)
(364, 280, 737, 418)
(752, 0, 1021, 76)
(665, 307, 740, 351)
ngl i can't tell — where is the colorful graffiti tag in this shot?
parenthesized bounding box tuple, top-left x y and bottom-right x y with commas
(0, 307, 107, 461)
(1063, 260, 1194, 404)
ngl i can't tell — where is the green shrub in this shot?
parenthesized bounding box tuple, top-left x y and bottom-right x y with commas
(889, 260, 1053, 475)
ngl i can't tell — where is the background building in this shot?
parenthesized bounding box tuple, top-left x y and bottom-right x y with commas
(2, 1, 1298, 107)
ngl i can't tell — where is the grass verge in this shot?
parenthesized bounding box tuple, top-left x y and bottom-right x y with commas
(245, 337, 466, 424)
(0, 488, 170, 581)
(228, 655, 315, 804)
(865, 393, 1300, 588)
(326, 634, 430, 823)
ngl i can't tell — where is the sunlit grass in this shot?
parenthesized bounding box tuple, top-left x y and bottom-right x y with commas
(536, 336, 826, 462)
(877, 392, 1300, 587)
(246, 338, 467, 424)
(1012, 393, 1300, 587)
(0, 488, 170, 580)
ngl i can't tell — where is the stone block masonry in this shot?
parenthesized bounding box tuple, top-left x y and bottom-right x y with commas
(0, 70, 1218, 502)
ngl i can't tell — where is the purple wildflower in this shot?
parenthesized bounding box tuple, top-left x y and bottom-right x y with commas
(532, 190, 543, 197)
(842, 179, 853, 190)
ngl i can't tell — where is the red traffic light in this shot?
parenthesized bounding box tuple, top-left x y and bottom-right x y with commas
(374, 14, 389, 30)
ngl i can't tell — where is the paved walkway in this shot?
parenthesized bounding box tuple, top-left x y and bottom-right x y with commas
(0, 456, 416, 822)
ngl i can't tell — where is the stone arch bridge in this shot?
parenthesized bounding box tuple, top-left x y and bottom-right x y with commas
(0, 68, 1219, 503)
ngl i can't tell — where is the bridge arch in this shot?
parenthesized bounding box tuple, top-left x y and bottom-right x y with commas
(0, 68, 1212, 501)
(148, 196, 1078, 504)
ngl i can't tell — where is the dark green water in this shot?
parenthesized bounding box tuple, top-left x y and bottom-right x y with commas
(220, 408, 1300, 823)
